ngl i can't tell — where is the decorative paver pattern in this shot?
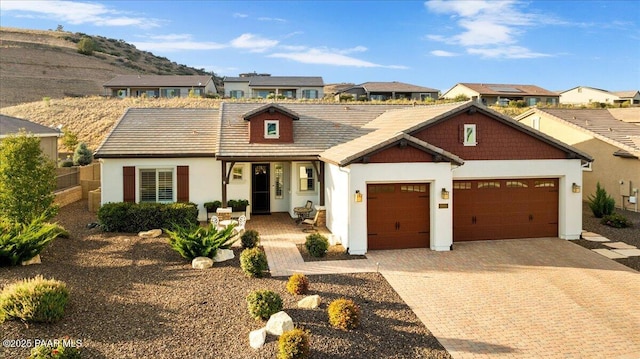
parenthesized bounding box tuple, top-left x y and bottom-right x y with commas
(247, 216, 640, 358)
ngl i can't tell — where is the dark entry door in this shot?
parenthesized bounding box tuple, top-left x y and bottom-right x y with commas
(252, 164, 270, 214)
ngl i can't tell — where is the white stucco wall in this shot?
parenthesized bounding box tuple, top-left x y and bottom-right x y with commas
(452, 159, 584, 239)
(288, 161, 320, 217)
(324, 163, 350, 250)
(345, 162, 454, 254)
(225, 162, 292, 214)
(100, 157, 221, 221)
(560, 87, 617, 104)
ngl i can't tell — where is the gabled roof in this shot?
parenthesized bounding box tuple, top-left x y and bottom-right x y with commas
(612, 90, 640, 98)
(359, 81, 439, 93)
(447, 83, 558, 97)
(223, 76, 324, 87)
(103, 75, 213, 87)
(0, 114, 60, 138)
(94, 108, 219, 158)
(242, 103, 300, 121)
(518, 108, 640, 158)
(559, 86, 611, 95)
(608, 108, 640, 123)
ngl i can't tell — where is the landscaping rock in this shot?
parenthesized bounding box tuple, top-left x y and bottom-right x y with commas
(249, 327, 266, 349)
(297, 295, 321, 309)
(213, 249, 234, 262)
(138, 229, 162, 238)
(265, 311, 293, 336)
(21, 254, 41, 266)
(192, 256, 213, 269)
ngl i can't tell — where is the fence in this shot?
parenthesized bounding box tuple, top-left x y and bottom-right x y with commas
(55, 167, 79, 192)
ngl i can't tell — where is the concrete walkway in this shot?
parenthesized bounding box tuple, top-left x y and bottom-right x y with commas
(249, 215, 640, 358)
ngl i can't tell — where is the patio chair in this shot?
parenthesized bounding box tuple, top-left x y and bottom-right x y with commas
(233, 215, 247, 235)
(210, 215, 220, 229)
(302, 211, 320, 233)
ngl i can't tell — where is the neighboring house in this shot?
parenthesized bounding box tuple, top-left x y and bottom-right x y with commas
(0, 114, 60, 159)
(560, 86, 640, 105)
(517, 108, 640, 211)
(442, 83, 559, 106)
(336, 81, 440, 101)
(95, 102, 591, 254)
(103, 75, 216, 98)
(223, 74, 324, 99)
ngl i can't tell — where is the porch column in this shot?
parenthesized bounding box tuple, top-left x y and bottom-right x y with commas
(221, 160, 227, 205)
(319, 162, 325, 206)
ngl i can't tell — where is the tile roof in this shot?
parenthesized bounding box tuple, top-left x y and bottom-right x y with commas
(612, 90, 640, 98)
(528, 108, 640, 156)
(94, 108, 219, 158)
(455, 83, 558, 97)
(223, 76, 324, 87)
(103, 75, 213, 87)
(608, 108, 640, 123)
(0, 114, 60, 138)
(359, 81, 439, 93)
(216, 103, 408, 159)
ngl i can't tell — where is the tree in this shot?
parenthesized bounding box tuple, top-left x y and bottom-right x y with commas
(0, 131, 58, 224)
(77, 36, 96, 55)
(62, 130, 78, 152)
(73, 142, 93, 166)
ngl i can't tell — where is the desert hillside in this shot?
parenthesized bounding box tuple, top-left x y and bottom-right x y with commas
(0, 27, 217, 107)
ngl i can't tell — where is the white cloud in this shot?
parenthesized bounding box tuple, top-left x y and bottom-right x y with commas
(424, 0, 552, 59)
(233, 13, 248, 18)
(146, 34, 193, 41)
(431, 50, 459, 57)
(258, 16, 287, 23)
(132, 41, 227, 52)
(230, 33, 279, 53)
(268, 47, 408, 69)
(0, 0, 161, 28)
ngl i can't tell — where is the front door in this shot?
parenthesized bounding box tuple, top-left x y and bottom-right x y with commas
(252, 164, 270, 214)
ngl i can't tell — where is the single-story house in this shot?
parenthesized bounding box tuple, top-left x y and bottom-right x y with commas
(442, 83, 559, 106)
(0, 114, 60, 159)
(560, 86, 640, 105)
(517, 108, 640, 211)
(103, 75, 217, 98)
(95, 101, 591, 254)
(223, 74, 324, 99)
(336, 82, 440, 101)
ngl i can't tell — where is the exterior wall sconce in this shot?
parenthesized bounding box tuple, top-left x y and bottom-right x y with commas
(354, 190, 363, 202)
(441, 188, 450, 199)
(572, 183, 581, 193)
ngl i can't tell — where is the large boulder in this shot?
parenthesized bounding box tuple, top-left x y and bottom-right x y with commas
(249, 327, 266, 349)
(138, 229, 162, 238)
(297, 295, 321, 309)
(265, 311, 293, 336)
(192, 256, 213, 269)
(213, 249, 234, 262)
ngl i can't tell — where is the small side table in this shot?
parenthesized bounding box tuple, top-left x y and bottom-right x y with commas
(293, 207, 312, 224)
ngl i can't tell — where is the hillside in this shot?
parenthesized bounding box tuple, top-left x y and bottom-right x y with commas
(0, 27, 220, 107)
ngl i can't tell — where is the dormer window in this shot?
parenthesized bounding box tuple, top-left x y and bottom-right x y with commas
(463, 124, 477, 146)
(265, 120, 279, 139)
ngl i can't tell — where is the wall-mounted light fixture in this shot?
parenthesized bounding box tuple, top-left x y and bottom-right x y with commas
(441, 188, 450, 199)
(354, 190, 363, 203)
(572, 183, 581, 193)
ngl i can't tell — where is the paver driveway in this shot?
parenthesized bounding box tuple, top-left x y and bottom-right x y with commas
(366, 238, 640, 359)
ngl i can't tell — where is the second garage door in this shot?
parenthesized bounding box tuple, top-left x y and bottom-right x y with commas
(367, 183, 430, 250)
(453, 178, 559, 241)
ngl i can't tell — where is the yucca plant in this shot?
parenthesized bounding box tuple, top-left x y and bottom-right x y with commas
(165, 223, 238, 260)
(0, 215, 67, 266)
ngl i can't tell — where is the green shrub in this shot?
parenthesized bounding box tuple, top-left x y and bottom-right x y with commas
(166, 223, 238, 260)
(72, 142, 92, 166)
(240, 247, 268, 277)
(0, 216, 67, 266)
(278, 328, 310, 359)
(601, 213, 632, 228)
(98, 202, 198, 232)
(28, 338, 82, 359)
(203, 200, 222, 213)
(77, 36, 96, 55)
(305, 233, 329, 258)
(327, 298, 360, 330)
(286, 273, 309, 295)
(241, 229, 260, 249)
(588, 182, 615, 218)
(227, 199, 249, 211)
(0, 275, 69, 323)
(246, 290, 283, 320)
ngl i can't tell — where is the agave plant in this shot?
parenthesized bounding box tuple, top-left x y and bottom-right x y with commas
(165, 223, 238, 260)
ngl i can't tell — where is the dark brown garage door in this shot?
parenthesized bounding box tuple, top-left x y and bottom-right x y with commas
(367, 183, 430, 249)
(453, 178, 558, 241)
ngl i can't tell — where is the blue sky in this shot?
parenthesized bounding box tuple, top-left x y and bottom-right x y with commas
(1, 0, 639, 92)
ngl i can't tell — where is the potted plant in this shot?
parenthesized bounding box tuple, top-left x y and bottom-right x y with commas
(227, 199, 249, 212)
(204, 200, 222, 214)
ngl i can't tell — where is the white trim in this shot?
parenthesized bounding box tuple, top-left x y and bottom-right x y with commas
(264, 120, 280, 139)
(463, 124, 477, 146)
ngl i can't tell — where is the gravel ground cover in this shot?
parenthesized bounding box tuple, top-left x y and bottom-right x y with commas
(572, 202, 640, 271)
(295, 243, 367, 262)
(1, 200, 450, 359)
